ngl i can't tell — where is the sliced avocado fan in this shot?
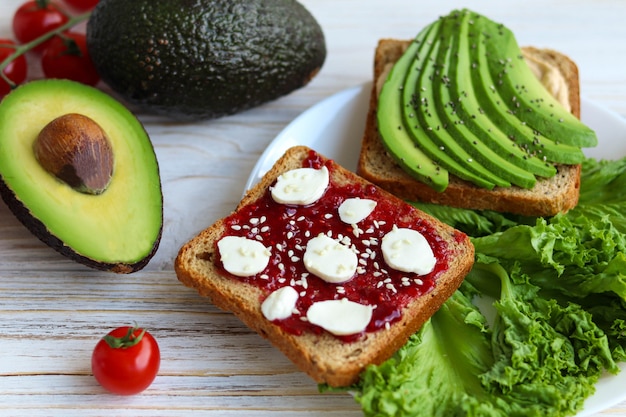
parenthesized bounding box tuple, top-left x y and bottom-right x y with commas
(377, 8, 597, 191)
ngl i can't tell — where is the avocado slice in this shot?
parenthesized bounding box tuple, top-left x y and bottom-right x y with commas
(402, 20, 509, 189)
(465, 15, 586, 165)
(86, 0, 326, 120)
(473, 12, 597, 149)
(377, 24, 449, 192)
(443, 12, 556, 180)
(0, 79, 163, 273)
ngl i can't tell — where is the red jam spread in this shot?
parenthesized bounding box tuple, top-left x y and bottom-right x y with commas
(217, 151, 452, 341)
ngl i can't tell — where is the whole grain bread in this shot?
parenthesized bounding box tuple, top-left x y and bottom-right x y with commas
(357, 40, 583, 217)
(175, 145, 474, 387)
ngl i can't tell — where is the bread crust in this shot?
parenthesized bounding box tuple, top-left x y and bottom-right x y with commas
(357, 39, 583, 217)
(175, 145, 474, 387)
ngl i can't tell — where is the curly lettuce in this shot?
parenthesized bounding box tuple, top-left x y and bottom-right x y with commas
(349, 157, 626, 417)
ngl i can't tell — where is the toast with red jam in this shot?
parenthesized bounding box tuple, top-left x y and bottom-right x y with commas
(175, 145, 474, 387)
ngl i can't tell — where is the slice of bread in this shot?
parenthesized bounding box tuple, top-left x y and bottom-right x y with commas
(357, 40, 583, 217)
(175, 145, 474, 387)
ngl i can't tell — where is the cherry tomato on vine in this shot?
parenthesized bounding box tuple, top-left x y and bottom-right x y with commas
(12, 1, 70, 53)
(91, 325, 160, 395)
(41, 32, 100, 85)
(0, 39, 28, 98)
(62, 0, 99, 13)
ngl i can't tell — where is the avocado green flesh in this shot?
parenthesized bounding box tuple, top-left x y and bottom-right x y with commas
(376, 9, 597, 191)
(377, 26, 449, 192)
(469, 35, 585, 165)
(446, 13, 556, 179)
(402, 22, 507, 189)
(426, 18, 536, 189)
(0, 80, 162, 270)
(475, 13, 597, 149)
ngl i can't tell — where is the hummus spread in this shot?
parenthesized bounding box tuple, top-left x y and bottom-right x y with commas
(522, 49, 571, 112)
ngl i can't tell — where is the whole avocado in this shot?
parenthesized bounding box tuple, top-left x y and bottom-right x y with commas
(86, 0, 326, 120)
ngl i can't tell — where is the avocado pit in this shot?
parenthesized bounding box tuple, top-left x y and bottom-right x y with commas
(34, 113, 114, 195)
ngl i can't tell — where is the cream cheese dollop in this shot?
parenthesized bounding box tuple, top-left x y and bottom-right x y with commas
(271, 166, 329, 205)
(261, 286, 299, 321)
(303, 233, 358, 284)
(381, 226, 436, 275)
(338, 198, 377, 224)
(306, 298, 374, 336)
(217, 235, 271, 277)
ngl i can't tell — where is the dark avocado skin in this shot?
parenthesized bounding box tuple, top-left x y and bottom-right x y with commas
(86, 0, 327, 120)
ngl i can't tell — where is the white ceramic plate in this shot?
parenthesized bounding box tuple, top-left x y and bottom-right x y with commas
(245, 82, 626, 416)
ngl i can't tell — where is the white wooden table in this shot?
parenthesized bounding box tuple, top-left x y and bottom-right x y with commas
(1, 0, 626, 415)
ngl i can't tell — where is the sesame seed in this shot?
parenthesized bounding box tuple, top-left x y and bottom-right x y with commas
(386, 283, 398, 293)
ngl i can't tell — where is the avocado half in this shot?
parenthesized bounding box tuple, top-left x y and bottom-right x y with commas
(0, 79, 163, 273)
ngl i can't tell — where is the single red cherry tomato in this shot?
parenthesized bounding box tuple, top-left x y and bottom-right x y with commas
(12, 1, 70, 53)
(62, 0, 99, 12)
(41, 32, 100, 85)
(0, 39, 28, 98)
(91, 325, 160, 395)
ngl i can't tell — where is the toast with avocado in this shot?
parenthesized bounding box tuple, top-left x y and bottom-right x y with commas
(357, 9, 596, 217)
(175, 145, 474, 387)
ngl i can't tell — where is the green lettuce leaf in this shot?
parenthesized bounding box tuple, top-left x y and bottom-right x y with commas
(350, 156, 626, 417)
(356, 288, 497, 417)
